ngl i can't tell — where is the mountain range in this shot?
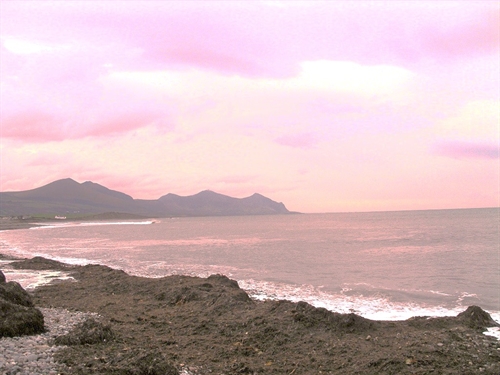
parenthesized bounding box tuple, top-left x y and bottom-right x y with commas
(0, 178, 292, 218)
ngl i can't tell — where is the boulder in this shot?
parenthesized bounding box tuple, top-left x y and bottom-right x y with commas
(0, 281, 44, 337)
(0, 269, 5, 283)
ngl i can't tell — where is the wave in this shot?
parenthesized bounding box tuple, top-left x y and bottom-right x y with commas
(30, 221, 155, 229)
(2, 267, 75, 290)
(237, 278, 500, 340)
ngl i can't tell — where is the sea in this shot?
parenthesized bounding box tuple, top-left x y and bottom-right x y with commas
(1, 207, 499, 338)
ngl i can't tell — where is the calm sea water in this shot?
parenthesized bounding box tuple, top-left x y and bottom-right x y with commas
(1, 208, 499, 327)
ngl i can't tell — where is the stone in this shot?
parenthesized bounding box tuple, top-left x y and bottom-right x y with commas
(0, 269, 6, 283)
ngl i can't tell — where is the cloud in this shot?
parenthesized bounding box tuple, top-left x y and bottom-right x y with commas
(0, 109, 171, 142)
(421, 7, 500, 60)
(2, 2, 497, 80)
(433, 141, 499, 160)
(84, 112, 171, 138)
(1, 111, 66, 141)
(2, 37, 61, 55)
(275, 133, 317, 149)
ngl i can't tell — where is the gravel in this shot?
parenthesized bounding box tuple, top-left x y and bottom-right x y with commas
(0, 308, 98, 375)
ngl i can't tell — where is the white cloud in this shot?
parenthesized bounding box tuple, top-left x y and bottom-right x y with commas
(435, 100, 500, 141)
(1, 37, 62, 55)
(294, 60, 414, 94)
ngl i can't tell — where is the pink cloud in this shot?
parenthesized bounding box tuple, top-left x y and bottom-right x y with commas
(275, 133, 317, 149)
(433, 141, 499, 160)
(421, 8, 500, 60)
(1, 109, 171, 142)
(1, 111, 66, 141)
(147, 47, 264, 77)
(3, 2, 497, 80)
(84, 112, 171, 138)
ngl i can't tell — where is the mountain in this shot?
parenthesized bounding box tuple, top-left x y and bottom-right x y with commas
(158, 190, 289, 216)
(0, 179, 292, 217)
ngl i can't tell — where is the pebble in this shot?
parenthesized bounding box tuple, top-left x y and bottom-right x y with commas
(0, 308, 98, 375)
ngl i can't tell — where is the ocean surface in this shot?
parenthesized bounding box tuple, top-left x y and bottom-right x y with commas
(1, 208, 499, 335)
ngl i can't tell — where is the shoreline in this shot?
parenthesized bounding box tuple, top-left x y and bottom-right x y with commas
(2, 248, 499, 326)
(0, 213, 156, 232)
(0, 219, 43, 231)
(2, 256, 500, 374)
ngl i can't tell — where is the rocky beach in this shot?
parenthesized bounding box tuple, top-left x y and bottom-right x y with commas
(0, 255, 499, 375)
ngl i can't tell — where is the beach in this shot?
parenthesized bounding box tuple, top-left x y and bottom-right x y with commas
(2, 255, 500, 375)
(0, 219, 43, 232)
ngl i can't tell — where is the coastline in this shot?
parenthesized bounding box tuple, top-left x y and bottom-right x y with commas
(0, 213, 154, 232)
(2, 255, 500, 374)
(0, 219, 42, 231)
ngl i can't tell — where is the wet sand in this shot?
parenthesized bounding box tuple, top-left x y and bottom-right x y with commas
(0, 213, 152, 232)
(3, 256, 499, 374)
(0, 219, 42, 231)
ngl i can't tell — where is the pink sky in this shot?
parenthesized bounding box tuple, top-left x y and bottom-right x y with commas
(0, 1, 498, 213)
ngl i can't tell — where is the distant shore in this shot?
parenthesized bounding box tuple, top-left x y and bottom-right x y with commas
(0, 219, 42, 231)
(0, 213, 155, 232)
(2, 255, 500, 374)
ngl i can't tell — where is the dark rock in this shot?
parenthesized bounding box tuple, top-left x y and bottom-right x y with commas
(0, 269, 5, 283)
(457, 305, 500, 329)
(0, 297, 44, 337)
(0, 281, 34, 307)
(55, 317, 114, 345)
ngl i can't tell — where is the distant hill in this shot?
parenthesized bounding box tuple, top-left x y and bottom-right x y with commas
(0, 178, 292, 218)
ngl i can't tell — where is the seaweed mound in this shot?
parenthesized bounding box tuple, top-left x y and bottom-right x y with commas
(457, 305, 500, 329)
(112, 352, 179, 375)
(0, 274, 44, 337)
(55, 317, 114, 345)
(10, 256, 75, 271)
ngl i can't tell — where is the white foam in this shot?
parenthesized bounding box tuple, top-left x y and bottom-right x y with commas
(2, 268, 75, 289)
(239, 279, 467, 320)
(484, 327, 500, 340)
(237, 278, 500, 341)
(30, 221, 154, 229)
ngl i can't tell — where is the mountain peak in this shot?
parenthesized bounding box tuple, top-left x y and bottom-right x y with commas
(49, 178, 80, 186)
